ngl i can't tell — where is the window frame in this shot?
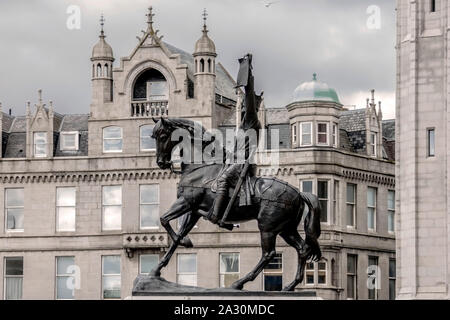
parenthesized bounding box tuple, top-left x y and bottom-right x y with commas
(102, 126, 123, 153)
(3, 256, 24, 300)
(305, 261, 315, 286)
(291, 123, 298, 146)
(317, 261, 327, 285)
(300, 122, 313, 147)
(346, 183, 357, 229)
(370, 132, 377, 157)
(367, 187, 377, 232)
(317, 180, 329, 224)
(56, 187, 77, 232)
(316, 122, 329, 146)
(5, 188, 24, 233)
(33, 131, 48, 158)
(102, 185, 122, 231)
(430, 0, 436, 12)
(177, 253, 197, 287)
(263, 253, 283, 291)
(60, 131, 79, 151)
(427, 128, 435, 157)
(389, 258, 396, 300)
(388, 190, 395, 234)
(219, 252, 240, 288)
(139, 184, 160, 230)
(368, 256, 379, 300)
(140, 125, 156, 152)
(346, 254, 357, 300)
(332, 123, 338, 148)
(101, 255, 121, 300)
(55, 256, 75, 300)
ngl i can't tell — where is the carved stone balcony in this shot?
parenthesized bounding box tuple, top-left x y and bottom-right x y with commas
(131, 100, 169, 117)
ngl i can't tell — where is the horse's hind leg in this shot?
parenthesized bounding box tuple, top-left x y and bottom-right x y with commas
(279, 229, 307, 291)
(231, 231, 277, 290)
(160, 196, 191, 244)
(151, 213, 200, 277)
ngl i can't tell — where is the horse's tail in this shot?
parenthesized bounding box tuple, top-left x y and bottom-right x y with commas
(299, 192, 322, 261)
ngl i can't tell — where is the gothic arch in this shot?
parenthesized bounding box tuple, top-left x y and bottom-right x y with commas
(122, 60, 178, 96)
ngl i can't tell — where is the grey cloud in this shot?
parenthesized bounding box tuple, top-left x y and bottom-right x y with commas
(0, 0, 395, 117)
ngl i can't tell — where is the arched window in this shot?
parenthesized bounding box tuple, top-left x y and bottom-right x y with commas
(200, 59, 205, 73)
(104, 64, 109, 77)
(92, 64, 95, 78)
(140, 125, 156, 151)
(195, 59, 198, 73)
(103, 126, 123, 153)
(208, 59, 211, 73)
(132, 68, 168, 101)
(96, 64, 102, 77)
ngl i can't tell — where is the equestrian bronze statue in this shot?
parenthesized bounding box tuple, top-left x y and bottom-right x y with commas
(149, 54, 322, 291)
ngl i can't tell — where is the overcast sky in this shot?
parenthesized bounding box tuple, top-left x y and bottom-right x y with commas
(0, 0, 396, 119)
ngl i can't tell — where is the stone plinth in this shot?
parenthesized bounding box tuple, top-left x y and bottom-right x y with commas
(129, 275, 319, 300)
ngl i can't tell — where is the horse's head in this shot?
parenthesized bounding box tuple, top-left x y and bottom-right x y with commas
(152, 117, 178, 169)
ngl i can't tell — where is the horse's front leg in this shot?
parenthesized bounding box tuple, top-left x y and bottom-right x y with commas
(151, 212, 200, 277)
(160, 196, 191, 244)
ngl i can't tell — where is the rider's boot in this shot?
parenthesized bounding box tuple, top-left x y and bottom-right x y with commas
(210, 193, 234, 231)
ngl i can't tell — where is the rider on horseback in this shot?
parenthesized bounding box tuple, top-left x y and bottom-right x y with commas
(208, 54, 263, 229)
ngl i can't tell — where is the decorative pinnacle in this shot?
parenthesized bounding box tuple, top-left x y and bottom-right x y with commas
(371, 89, 375, 104)
(146, 6, 155, 33)
(312, 73, 317, 81)
(38, 89, 43, 106)
(202, 8, 208, 33)
(100, 14, 105, 38)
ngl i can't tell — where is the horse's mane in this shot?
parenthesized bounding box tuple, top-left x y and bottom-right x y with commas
(154, 118, 229, 161)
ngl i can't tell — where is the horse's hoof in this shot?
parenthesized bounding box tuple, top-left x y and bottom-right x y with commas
(282, 286, 295, 292)
(179, 237, 194, 248)
(149, 269, 161, 277)
(231, 282, 244, 290)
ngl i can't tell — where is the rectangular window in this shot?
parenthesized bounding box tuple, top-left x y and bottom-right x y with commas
(140, 185, 160, 229)
(140, 125, 156, 151)
(56, 256, 75, 300)
(317, 180, 328, 223)
(389, 259, 396, 300)
(347, 254, 357, 299)
(317, 122, 329, 145)
(368, 256, 379, 300)
(305, 262, 314, 285)
(5, 188, 24, 232)
(367, 187, 377, 231)
(177, 254, 197, 286)
(56, 187, 76, 232)
(291, 124, 297, 145)
(102, 186, 122, 231)
(431, 0, 436, 12)
(332, 124, 338, 147)
(300, 122, 312, 146)
(427, 128, 435, 157)
(301, 180, 313, 193)
(370, 133, 377, 157)
(34, 132, 47, 157)
(103, 127, 123, 153)
(346, 184, 356, 228)
(333, 181, 339, 225)
(263, 253, 282, 291)
(318, 261, 327, 285)
(388, 190, 395, 233)
(102, 255, 121, 299)
(60, 132, 79, 151)
(140, 254, 159, 275)
(4, 257, 23, 300)
(219, 253, 240, 288)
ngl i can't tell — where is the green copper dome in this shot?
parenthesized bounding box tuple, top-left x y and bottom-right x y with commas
(292, 74, 341, 104)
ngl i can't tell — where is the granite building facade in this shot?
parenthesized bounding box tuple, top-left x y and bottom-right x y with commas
(0, 8, 395, 300)
(396, 0, 450, 299)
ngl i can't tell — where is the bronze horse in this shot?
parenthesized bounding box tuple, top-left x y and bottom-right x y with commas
(150, 118, 322, 291)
